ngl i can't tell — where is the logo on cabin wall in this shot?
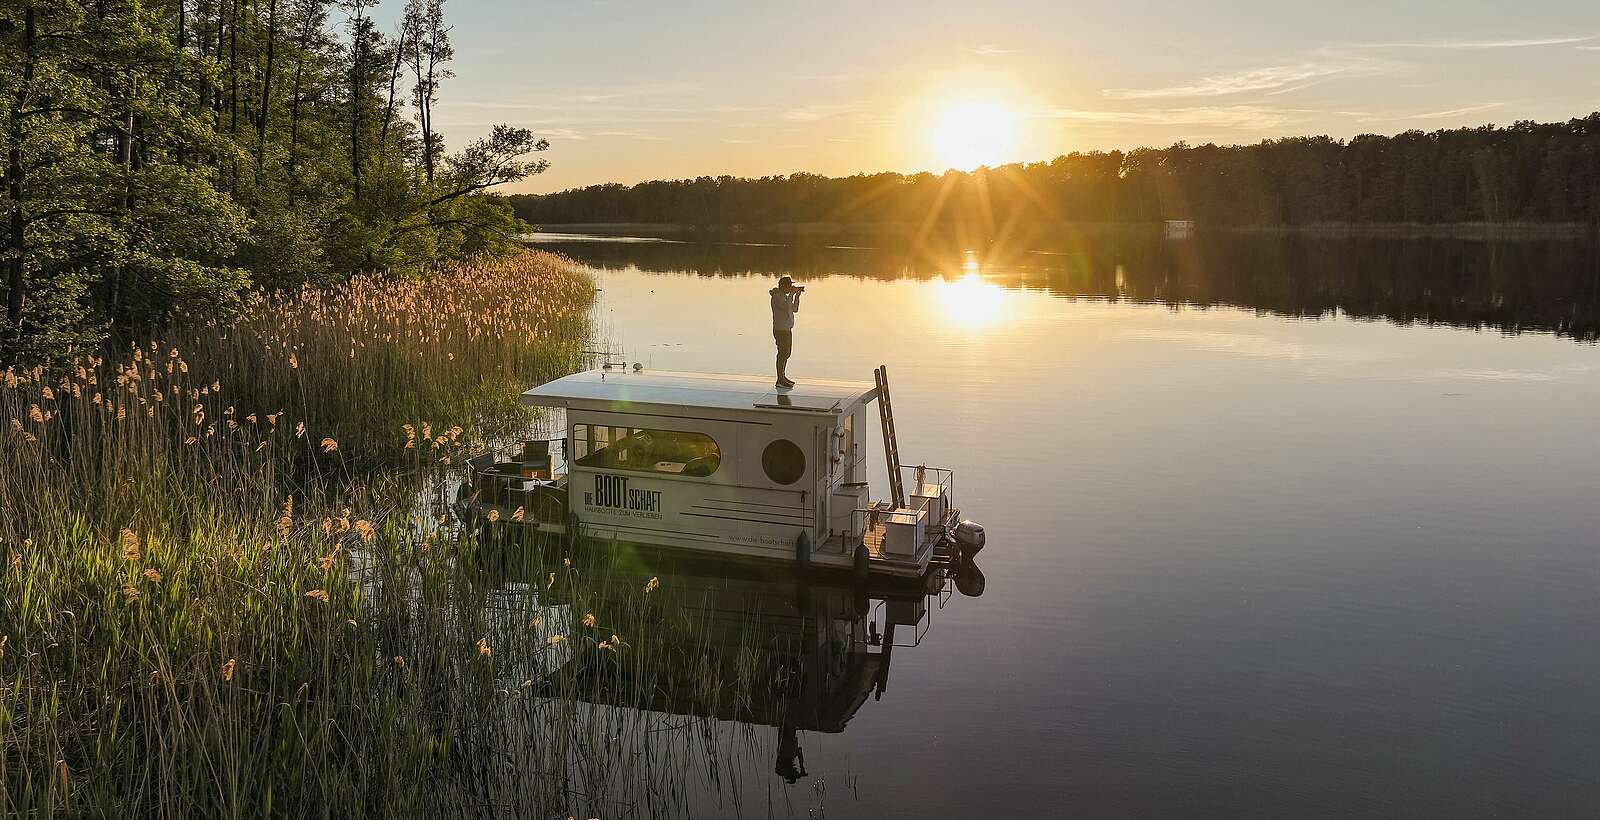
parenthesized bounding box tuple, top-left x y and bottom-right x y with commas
(584, 474, 664, 519)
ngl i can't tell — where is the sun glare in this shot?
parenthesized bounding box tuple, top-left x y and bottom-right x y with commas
(931, 101, 1019, 171)
(935, 271, 1009, 329)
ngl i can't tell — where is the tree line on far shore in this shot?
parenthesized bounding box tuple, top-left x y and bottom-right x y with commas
(2, 0, 548, 364)
(510, 116, 1600, 232)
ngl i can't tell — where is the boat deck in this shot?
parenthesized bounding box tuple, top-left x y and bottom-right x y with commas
(464, 451, 962, 580)
(816, 504, 960, 568)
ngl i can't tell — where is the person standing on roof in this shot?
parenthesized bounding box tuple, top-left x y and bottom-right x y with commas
(770, 276, 803, 389)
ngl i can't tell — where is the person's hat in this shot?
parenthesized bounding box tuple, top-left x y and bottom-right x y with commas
(777, 276, 795, 291)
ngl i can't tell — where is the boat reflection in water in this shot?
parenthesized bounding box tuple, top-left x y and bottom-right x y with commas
(480, 541, 984, 797)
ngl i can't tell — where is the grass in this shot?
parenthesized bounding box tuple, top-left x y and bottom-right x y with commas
(0, 250, 815, 817)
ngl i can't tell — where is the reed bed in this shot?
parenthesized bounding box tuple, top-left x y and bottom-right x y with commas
(0, 251, 801, 817)
(177, 250, 594, 464)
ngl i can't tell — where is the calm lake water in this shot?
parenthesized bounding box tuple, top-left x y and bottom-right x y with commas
(530, 232, 1600, 818)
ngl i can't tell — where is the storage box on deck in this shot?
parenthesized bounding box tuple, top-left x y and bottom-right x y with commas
(831, 482, 869, 539)
(910, 481, 948, 531)
(880, 507, 926, 557)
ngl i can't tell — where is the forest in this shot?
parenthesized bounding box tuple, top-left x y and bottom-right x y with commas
(1, 0, 547, 363)
(511, 116, 1600, 234)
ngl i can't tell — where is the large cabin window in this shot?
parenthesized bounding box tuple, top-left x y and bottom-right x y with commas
(571, 424, 721, 477)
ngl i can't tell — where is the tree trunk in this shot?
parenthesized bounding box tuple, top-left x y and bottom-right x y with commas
(420, 49, 435, 184)
(287, 55, 304, 201)
(195, 0, 211, 127)
(175, 0, 188, 167)
(198, 0, 209, 58)
(257, 0, 278, 174)
(5, 6, 37, 362)
(227, 0, 239, 190)
(212, 2, 224, 129)
(286, 5, 317, 203)
(350, 4, 364, 202)
(228, 0, 238, 136)
(378, 24, 406, 155)
(109, 102, 135, 320)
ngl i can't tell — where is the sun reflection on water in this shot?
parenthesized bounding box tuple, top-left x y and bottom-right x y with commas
(934, 271, 1009, 329)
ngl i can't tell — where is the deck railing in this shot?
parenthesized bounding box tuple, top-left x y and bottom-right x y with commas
(902, 464, 955, 534)
(468, 441, 568, 525)
(901, 465, 952, 501)
(850, 504, 927, 558)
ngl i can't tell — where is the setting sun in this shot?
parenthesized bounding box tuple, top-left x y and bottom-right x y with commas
(930, 101, 1019, 171)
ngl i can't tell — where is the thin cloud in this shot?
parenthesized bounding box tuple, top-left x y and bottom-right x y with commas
(1042, 104, 1318, 131)
(1357, 102, 1505, 122)
(789, 72, 865, 83)
(561, 82, 702, 102)
(1350, 35, 1594, 49)
(720, 138, 754, 144)
(967, 44, 1020, 55)
(591, 129, 670, 141)
(443, 100, 771, 115)
(782, 102, 870, 121)
(1401, 102, 1505, 120)
(1104, 60, 1386, 100)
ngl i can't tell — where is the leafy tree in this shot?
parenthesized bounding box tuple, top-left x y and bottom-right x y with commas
(2, 0, 251, 363)
(1, 0, 550, 363)
(403, 0, 451, 185)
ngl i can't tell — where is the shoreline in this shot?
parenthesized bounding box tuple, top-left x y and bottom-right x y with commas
(530, 220, 1599, 244)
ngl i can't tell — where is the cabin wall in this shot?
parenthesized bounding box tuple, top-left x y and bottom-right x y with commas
(564, 408, 843, 557)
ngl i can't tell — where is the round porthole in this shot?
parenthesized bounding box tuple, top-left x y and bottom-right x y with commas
(761, 439, 806, 485)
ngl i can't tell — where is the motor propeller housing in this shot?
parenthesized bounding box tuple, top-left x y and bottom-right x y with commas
(953, 520, 986, 556)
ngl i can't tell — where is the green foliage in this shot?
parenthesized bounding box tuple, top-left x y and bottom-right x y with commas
(1, 0, 552, 365)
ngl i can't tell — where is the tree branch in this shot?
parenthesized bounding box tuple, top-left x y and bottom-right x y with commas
(420, 179, 505, 208)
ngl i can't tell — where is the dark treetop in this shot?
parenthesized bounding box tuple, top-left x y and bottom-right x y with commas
(513, 116, 1600, 232)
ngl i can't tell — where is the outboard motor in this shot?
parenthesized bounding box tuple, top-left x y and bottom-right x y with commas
(953, 520, 986, 557)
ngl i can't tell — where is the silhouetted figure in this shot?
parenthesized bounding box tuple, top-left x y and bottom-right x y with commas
(770, 276, 803, 389)
(775, 723, 807, 783)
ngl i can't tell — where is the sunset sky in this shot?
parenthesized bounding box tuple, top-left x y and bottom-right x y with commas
(408, 1, 1600, 193)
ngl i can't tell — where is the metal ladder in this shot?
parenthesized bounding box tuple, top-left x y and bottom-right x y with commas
(874, 365, 906, 509)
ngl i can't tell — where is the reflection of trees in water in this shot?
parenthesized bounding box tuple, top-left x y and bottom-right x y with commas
(543, 236, 1600, 342)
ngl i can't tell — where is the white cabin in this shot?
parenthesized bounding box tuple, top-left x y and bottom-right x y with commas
(467, 368, 978, 579)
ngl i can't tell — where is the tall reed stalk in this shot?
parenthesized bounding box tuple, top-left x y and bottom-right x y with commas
(1, 251, 804, 817)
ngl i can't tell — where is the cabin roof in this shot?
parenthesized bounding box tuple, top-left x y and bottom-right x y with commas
(522, 369, 877, 416)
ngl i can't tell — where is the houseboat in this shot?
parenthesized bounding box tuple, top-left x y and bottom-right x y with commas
(464, 366, 986, 580)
